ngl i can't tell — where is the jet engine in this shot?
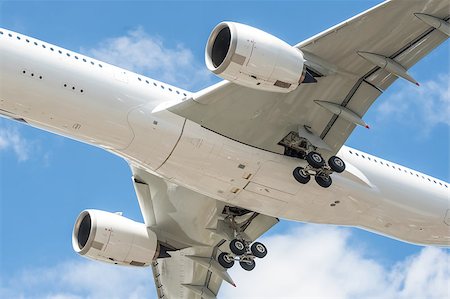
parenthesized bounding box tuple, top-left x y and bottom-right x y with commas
(72, 209, 158, 267)
(205, 22, 306, 93)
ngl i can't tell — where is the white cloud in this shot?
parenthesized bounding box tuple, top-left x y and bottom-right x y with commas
(220, 225, 449, 299)
(1, 259, 155, 299)
(83, 27, 212, 90)
(2, 225, 448, 299)
(376, 74, 450, 135)
(0, 125, 31, 161)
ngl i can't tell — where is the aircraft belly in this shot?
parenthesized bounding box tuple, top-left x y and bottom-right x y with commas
(124, 108, 185, 170)
(156, 120, 372, 222)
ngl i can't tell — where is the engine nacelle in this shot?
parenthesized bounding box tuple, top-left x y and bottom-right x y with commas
(206, 22, 306, 93)
(72, 210, 158, 267)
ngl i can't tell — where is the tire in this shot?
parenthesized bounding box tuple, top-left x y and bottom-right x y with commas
(315, 174, 332, 188)
(251, 242, 267, 258)
(217, 252, 234, 269)
(230, 239, 246, 256)
(306, 152, 325, 168)
(239, 259, 256, 271)
(293, 167, 311, 184)
(328, 156, 346, 173)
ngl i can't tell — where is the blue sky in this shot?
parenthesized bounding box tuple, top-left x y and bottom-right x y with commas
(0, 1, 449, 298)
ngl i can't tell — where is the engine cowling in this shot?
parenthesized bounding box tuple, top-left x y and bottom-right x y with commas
(206, 22, 306, 93)
(72, 210, 158, 267)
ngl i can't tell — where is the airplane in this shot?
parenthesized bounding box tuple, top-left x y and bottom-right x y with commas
(0, 0, 449, 298)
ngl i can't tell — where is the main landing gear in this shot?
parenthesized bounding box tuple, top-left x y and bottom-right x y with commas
(293, 152, 346, 188)
(217, 239, 267, 271)
(216, 208, 268, 272)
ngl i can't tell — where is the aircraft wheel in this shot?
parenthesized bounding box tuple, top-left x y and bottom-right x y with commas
(239, 259, 256, 271)
(328, 156, 346, 173)
(217, 252, 234, 269)
(315, 174, 332, 188)
(230, 239, 246, 256)
(251, 242, 267, 258)
(306, 151, 325, 168)
(293, 167, 311, 184)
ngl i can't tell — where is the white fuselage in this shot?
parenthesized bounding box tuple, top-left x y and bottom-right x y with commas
(1, 28, 449, 246)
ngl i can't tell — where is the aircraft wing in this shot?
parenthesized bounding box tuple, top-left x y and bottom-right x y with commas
(130, 166, 278, 299)
(169, 0, 449, 155)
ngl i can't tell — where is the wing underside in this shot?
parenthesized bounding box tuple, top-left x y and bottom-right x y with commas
(169, 0, 449, 155)
(131, 166, 278, 299)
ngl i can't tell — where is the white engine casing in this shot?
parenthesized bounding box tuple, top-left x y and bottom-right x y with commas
(205, 22, 306, 93)
(72, 209, 158, 267)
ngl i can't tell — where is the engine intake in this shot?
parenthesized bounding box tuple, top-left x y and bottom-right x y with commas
(206, 22, 306, 93)
(72, 210, 158, 267)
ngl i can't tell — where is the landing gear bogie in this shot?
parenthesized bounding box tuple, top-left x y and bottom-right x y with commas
(217, 208, 269, 271)
(293, 150, 346, 188)
(218, 239, 268, 271)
